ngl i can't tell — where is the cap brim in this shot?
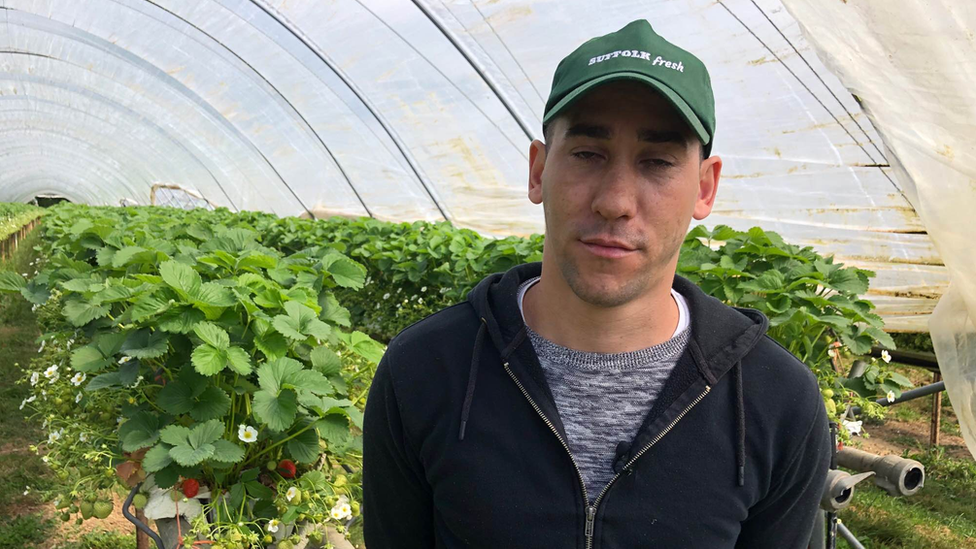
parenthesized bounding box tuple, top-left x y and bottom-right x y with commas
(543, 72, 710, 146)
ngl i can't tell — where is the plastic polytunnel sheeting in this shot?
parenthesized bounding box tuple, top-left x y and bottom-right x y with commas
(782, 0, 976, 462)
(0, 0, 948, 332)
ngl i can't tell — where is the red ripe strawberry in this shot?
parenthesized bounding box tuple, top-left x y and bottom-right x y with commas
(277, 459, 296, 479)
(181, 478, 200, 499)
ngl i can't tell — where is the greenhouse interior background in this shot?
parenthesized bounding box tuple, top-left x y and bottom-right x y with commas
(0, 0, 974, 548)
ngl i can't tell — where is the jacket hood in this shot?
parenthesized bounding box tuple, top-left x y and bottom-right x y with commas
(463, 262, 770, 487)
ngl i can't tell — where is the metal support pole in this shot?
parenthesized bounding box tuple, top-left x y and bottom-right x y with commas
(827, 423, 838, 549)
(931, 371, 942, 446)
(837, 522, 867, 549)
(851, 381, 946, 415)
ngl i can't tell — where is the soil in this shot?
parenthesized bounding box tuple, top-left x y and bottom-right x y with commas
(855, 419, 973, 460)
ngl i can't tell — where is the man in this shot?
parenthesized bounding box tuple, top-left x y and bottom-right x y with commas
(363, 19, 830, 548)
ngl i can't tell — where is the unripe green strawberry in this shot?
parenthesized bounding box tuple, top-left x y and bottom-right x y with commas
(334, 474, 347, 487)
(822, 388, 835, 399)
(352, 501, 361, 516)
(277, 542, 294, 549)
(93, 500, 113, 519)
(55, 497, 70, 510)
(80, 501, 93, 519)
(825, 399, 837, 416)
(308, 530, 323, 543)
(267, 460, 278, 471)
(132, 493, 148, 509)
(60, 512, 71, 522)
(75, 517, 83, 526)
(68, 504, 78, 513)
(263, 534, 273, 544)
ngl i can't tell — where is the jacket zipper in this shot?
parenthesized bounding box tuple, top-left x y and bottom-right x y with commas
(503, 361, 710, 549)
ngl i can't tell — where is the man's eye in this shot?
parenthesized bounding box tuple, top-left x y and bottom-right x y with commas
(572, 151, 602, 161)
(644, 158, 674, 168)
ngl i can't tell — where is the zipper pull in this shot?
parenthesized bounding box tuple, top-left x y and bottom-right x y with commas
(585, 506, 596, 538)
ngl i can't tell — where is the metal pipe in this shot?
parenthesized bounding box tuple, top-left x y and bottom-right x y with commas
(851, 380, 945, 415)
(121, 484, 166, 549)
(869, 346, 939, 372)
(836, 447, 925, 497)
(837, 521, 867, 549)
(410, 0, 539, 142)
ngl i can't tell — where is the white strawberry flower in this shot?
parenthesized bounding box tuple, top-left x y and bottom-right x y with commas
(79, 432, 89, 442)
(420, 286, 427, 292)
(75, 393, 83, 404)
(70, 372, 86, 386)
(886, 390, 896, 403)
(382, 293, 390, 300)
(238, 424, 258, 443)
(20, 395, 36, 410)
(842, 419, 863, 436)
(881, 350, 892, 363)
(23, 486, 30, 496)
(827, 349, 836, 358)
(118, 356, 133, 364)
(285, 487, 299, 502)
(43, 364, 58, 381)
(267, 519, 280, 533)
(30, 372, 39, 386)
(48, 429, 62, 444)
(330, 496, 352, 520)
(37, 340, 45, 353)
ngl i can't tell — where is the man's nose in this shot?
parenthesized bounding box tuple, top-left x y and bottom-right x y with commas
(591, 160, 639, 220)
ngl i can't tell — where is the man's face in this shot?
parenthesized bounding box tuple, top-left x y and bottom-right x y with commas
(528, 80, 721, 308)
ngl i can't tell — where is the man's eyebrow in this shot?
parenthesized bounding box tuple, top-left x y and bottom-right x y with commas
(637, 129, 687, 145)
(564, 123, 611, 140)
(564, 123, 687, 146)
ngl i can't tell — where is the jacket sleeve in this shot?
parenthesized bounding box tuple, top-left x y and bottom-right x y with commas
(735, 398, 831, 549)
(362, 350, 435, 548)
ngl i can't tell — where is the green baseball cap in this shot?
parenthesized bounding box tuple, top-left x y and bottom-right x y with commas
(543, 19, 715, 151)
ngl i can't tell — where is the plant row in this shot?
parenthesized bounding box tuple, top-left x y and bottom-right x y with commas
(0, 202, 44, 242)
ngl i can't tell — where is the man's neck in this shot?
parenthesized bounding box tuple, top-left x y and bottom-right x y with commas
(522, 268, 679, 354)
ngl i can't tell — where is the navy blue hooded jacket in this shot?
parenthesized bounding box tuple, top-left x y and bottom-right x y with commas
(363, 262, 830, 548)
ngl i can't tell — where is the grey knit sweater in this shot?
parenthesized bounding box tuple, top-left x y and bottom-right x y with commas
(518, 277, 691, 499)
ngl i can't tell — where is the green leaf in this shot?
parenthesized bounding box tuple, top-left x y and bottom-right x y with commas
(118, 412, 160, 452)
(257, 357, 304, 395)
(63, 300, 110, 327)
(160, 260, 202, 298)
(194, 282, 237, 307)
(286, 428, 321, 464)
(321, 253, 366, 289)
(143, 444, 174, 473)
(827, 268, 869, 295)
(887, 372, 913, 388)
(157, 381, 195, 415)
(193, 322, 229, 350)
(224, 347, 253, 375)
(310, 346, 342, 376)
(159, 425, 192, 447)
(254, 332, 289, 361)
(273, 302, 318, 341)
(169, 443, 215, 466)
(158, 307, 206, 334)
(111, 246, 148, 268)
(130, 294, 168, 322)
(211, 440, 245, 463)
(120, 329, 170, 359)
(153, 465, 180, 489)
(337, 331, 385, 364)
(20, 282, 50, 305)
(253, 389, 298, 432)
(319, 292, 351, 327)
(189, 387, 231, 421)
(288, 370, 333, 396)
(191, 344, 227, 376)
(85, 372, 121, 391)
(71, 345, 113, 373)
(189, 419, 225, 447)
(315, 415, 350, 447)
(864, 327, 897, 351)
(0, 271, 26, 292)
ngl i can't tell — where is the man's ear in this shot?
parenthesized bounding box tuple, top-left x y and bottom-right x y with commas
(528, 139, 546, 205)
(693, 154, 722, 220)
